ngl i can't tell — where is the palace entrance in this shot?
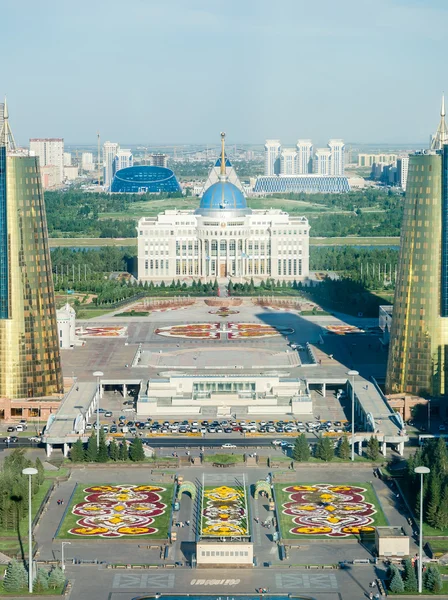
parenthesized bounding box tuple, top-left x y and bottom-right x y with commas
(219, 262, 227, 277)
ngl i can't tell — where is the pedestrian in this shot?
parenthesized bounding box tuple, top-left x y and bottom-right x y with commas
(369, 592, 373, 600)
(57, 499, 60, 506)
(370, 581, 376, 588)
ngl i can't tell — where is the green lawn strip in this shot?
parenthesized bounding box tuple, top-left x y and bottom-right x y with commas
(201, 485, 249, 537)
(0, 582, 64, 596)
(0, 479, 53, 542)
(427, 539, 448, 555)
(114, 311, 150, 317)
(274, 482, 387, 540)
(43, 468, 69, 479)
(48, 238, 136, 247)
(309, 236, 400, 246)
(57, 483, 173, 540)
(202, 453, 244, 464)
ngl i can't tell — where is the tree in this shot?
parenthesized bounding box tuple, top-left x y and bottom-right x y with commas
(315, 436, 334, 462)
(96, 429, 109, 463)
(366, 436, 380, 461)
(118, 441, 128, 461)
(35, 456, 45, 485)
(129, 438, 145, 462)
(389, 568, 405, 593)
(84, 432, 98, 462)
(3, 559, 27, 592)
(34, 567, 49, 592)
(292, 434, 310, 461)
(338, 436, 350, 460)
(48, 566, 65, 590)
(108, 439, 119, 461)
(426, 474, 442, 528)
(402, 558, 417, 593)
(424, 564, 443, 593)
(70, 439, 85, 463)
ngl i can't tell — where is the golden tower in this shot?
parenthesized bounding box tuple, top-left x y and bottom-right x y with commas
(0, 102, 63, 398)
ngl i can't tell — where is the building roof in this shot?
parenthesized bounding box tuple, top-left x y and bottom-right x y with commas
(199, 180, 247, 211)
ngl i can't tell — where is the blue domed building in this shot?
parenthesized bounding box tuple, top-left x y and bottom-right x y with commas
(137, 133, 310, 282)
(110, 165, 181, 194)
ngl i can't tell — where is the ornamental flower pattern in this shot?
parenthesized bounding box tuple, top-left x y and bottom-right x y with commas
(282, 484, 376, 537)
(201, 485, 248, 537)
(154, 323, 294, 340)
(69, 485, 167, 537)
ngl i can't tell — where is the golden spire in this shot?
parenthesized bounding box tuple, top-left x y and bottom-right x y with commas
(220, 131, 226, 179)
(0, 97, 16, 151)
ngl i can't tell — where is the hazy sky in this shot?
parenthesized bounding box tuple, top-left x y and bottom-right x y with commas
(1, 0, 446, 145)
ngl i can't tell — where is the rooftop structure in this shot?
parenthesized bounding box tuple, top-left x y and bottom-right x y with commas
(111, 165, 181, 194)
(253, 175, 350, 194)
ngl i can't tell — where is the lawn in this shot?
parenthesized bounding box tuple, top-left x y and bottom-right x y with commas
(48, 237, 136, 247)
(203, 453, 244, 464)
(0, 583, 65, 596)
(274, 482, 387, 539)
(57, 484, 173, 540)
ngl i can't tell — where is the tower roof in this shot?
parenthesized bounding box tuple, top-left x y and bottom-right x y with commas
(0, 98, 17, 153)
(196, 133, 250, 215)
(430, 94, 448, 150)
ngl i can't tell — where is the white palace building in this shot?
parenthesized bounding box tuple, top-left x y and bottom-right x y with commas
(137, 134, 310, 282)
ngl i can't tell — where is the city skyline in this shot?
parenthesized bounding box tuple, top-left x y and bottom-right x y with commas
(0, 0, 447, 145)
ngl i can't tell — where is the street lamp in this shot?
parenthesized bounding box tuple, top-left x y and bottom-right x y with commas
(415, 465, 430, 593)
(61, 541, 71, 571)
(22, 467, 38, 593)
(347, 370, 359, 461)
(93, 371, 104, 449)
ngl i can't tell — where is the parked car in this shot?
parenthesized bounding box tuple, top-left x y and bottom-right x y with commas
(222, 443, 237, 448)
(6, 426, 15, 432)
(104, 411, 113, 417)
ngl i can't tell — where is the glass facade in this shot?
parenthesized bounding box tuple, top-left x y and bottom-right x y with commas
(386, 152, 448, 397)
(0, 146, 8, 318)
(0, 155, 63, 399)
(110, 165, 181, 194)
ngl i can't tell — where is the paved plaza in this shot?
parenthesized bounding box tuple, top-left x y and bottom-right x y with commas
(32, 464, 418, 600)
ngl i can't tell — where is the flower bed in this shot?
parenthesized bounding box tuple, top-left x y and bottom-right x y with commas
(59, 484, 173, 539)
(201, 485, 249, 538)
(227, 323, 294, 339)
(275, 483, 386, 538)
(208, 307, 240, 317)
(75, 326, 127, 338)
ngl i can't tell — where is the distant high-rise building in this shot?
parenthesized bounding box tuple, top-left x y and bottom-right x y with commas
(386, 98, 448, 398)
(103, 141, 119, 189)
(264, 140, 281, 176)
(313, 147, 332, 175)
(29, 138, 64, 183)
(358, 153, 398, 167)
(148, 153, 168, 168)
(63, 152, 72, 166)
(0, 103, 63, 399)
(328, 139, 345, 176)
(296, 140, 313, 174)
(82, 152, 94, 171)
(280, 148, 298, 175)
(397, 156, 410, 190)
(114, 148, 133, 175)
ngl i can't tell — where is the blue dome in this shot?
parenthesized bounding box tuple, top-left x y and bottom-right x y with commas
(110, 166, 181, 194)
(199, 181, 247, 211)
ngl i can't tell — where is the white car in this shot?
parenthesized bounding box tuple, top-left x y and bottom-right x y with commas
(272, 440, 283, 446)
(222, 443, 237, 448)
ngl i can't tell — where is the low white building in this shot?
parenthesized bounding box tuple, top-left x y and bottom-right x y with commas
(137, 373, 312, 416)
(56, 303, 77, 349)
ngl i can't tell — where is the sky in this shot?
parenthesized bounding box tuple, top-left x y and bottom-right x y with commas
(1, 0, 447, 145)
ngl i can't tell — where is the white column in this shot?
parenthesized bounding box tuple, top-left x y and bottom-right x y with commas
(63, 443, 69, 457)
(382, 441, 387, 457)
(397, 441, 404, 456)
(322, 383, 326, 396)
(46, 443, 53, 457)
(357, 440, 362, 455)
(123, 384, 127, 397)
